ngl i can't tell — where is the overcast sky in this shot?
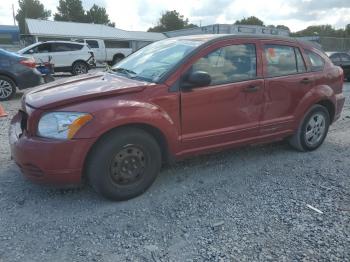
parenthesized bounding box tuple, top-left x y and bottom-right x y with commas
(0, 0, 349, 32)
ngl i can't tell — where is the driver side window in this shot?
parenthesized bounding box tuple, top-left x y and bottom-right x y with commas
(192, 43, 257, 85)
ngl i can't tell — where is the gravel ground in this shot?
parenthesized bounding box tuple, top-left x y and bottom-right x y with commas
(0, 77, 349, 261)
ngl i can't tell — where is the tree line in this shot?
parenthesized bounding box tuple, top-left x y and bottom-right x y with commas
(15, 0, 350, 38)
(16, 0, 115, 33)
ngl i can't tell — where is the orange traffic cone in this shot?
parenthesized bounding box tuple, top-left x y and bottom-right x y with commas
(0, 103, 8, 117)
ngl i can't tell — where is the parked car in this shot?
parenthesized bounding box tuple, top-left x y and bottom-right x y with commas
(326, 51, 350, 80)
(0, 49, 42, 101)
(18, 41, 95, 75)
(77, 39, 132, 65)
(9, 35, 345, 200)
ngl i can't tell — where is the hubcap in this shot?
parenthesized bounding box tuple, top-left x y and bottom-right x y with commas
(305, 113, 326, 146)
(74, 64, 87, 74)
(0, 80, 13, 99)
(110, 145, 146, 185)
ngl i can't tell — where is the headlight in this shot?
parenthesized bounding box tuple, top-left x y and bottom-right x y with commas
(38, 112, 93, 140)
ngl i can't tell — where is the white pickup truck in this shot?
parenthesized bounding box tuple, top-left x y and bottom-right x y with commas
(77, 39, 134, 65)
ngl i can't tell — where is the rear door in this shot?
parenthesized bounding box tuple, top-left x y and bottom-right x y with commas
(51, 43, 84, 68)
(261, 41, 314, 135)
(180, 39, 264, 151)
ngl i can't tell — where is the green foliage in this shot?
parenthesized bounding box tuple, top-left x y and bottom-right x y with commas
(54, 0, 86, 22)
(276, 25, 290, 32)
(291, 24, 350, 37)
(234, 16, 264, 26)
(148, 10, 197, 32)
(54, 0, 114, 26)
(86, 4, 115, 27)
(16, 0, 51, 33)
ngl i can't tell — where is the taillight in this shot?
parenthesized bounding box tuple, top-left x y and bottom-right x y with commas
(20, 58, 36, 68)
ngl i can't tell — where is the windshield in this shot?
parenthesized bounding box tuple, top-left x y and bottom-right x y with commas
(111, 38, 204, 82)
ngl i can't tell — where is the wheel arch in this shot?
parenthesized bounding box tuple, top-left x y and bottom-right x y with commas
(72, 59, 89, 68)
(294, 84, 336, 128)
(0, 72, 17, 87)
(113, 53, 125, 60)
(82, 122, 171, 182)
(316, 99, 335, 123)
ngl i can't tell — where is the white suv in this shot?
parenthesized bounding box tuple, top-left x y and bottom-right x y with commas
(18, 41, 95, 75)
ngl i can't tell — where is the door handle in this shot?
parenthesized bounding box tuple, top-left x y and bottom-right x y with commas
(300, 78, 313, 84)
(242, 85, 260, 93)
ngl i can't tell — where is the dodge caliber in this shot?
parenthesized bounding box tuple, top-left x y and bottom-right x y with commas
(9, 35, 345, 200)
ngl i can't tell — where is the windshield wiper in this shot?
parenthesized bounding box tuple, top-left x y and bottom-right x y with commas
(111, 67, 137, 77)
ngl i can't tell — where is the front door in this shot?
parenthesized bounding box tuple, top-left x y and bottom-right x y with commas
(180, 41, 264, 152)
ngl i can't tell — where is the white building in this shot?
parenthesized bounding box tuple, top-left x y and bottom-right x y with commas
(164, 24, 290, 38)
(24, 18, 166, 51)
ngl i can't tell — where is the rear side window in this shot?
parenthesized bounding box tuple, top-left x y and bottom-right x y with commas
(305, 50, 325, 71)
(192, 43, 257, 85)
(86, 40, 99, 48)
(105, 40, 130, 48)
(52, 43, 83, 52)
(264, 45, 307, 77)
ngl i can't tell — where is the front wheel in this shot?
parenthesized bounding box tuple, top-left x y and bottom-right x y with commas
(289, 105, 330, 151)
(86, 128, 162, 201)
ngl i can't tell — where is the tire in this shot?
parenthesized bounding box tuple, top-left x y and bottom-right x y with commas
(0, 75, 16, 101)
(86, 127, 162, 201)
(112, 55, 125, 65)
(289, 104, 330, 152)
(71, 61, 88, 75)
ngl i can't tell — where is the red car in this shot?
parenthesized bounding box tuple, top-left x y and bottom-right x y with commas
(9, 35, 345, 200)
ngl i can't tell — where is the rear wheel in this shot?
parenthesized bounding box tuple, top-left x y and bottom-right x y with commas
(72, 61, 88, 75)
(112, 54, 125, 65)
(0, 76, 16, 101)
(289, 105, 330, 151)
(87, 128, 161, 201)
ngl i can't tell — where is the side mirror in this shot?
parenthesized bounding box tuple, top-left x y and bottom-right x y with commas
(28, 49, 34, 54)
(186, 71, 211, 87)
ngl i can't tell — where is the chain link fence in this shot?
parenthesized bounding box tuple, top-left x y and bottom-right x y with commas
(297, 36, 350, 52)
(319, 37, 350, 52)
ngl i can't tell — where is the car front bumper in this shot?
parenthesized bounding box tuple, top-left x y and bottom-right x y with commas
(9, 112, 95, 186)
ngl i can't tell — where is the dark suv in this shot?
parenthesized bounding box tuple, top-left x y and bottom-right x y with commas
(10, 35, 345, 200)
(326, 52, 350, 80)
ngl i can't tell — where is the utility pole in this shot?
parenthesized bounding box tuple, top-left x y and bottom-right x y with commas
(12, 4, 16, 25)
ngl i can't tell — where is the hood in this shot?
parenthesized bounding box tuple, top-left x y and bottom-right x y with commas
(25, 72, 150, 109)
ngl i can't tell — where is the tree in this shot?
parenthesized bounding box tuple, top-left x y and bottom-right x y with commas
(148, 10, 197, 32)
(291, 25, 341, 37)
(276, 25, 290, 32)
(16, 0, 51, 33)
(54, 0, 86, 22)
(234, 16, 264, 26)
(86, 4, 115, 27)
(345, 24, 350, 36)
